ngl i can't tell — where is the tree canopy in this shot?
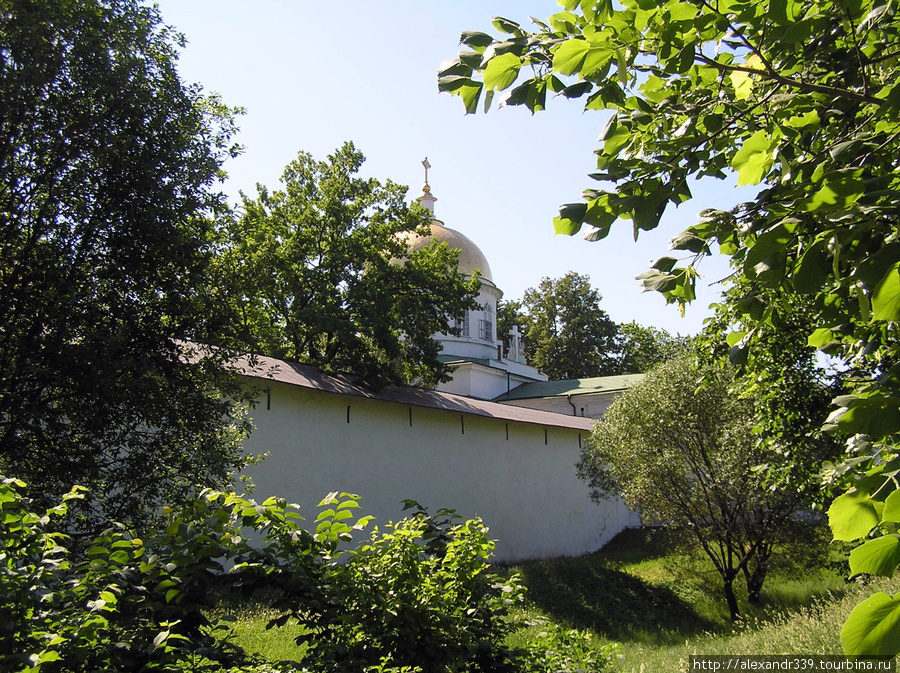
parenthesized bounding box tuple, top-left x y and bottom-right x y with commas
(0, 0, 249, 531)
(520, 272, 620, 379)
(441, 0, 900, 652)
(616, 321, 686, 374)
(498, 274, 680, 377)
(216, 143, 480, 388)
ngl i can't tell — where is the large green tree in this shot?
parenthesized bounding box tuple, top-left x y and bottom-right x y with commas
(499, 291, 679, 375)
(217, 143, 480, 388)
(440, 0, 900, 653)
(519, 272, 620, 379)
(0, 0, 250, 532)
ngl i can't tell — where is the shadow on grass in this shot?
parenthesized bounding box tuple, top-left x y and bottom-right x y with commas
(511, 557, 718, 645)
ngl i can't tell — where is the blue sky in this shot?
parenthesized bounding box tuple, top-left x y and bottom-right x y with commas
(155, 0, 754, 335)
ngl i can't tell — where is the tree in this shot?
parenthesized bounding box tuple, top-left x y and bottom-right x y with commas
(440, 0, 900, 652)
(0, 0, 250, 532)
(615, 321, 686, 374)
(519, 272, 620, 379)
(577, 355, 826, 620)
(217, 143, 480, 388)
(497, 298, 526, 356)
(701, 279, 844, 498)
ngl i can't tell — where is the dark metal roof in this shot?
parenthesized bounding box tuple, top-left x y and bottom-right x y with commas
(237, 353, 595, 432)
(493, 374, 645, 402)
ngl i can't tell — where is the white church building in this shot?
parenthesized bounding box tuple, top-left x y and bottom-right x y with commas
(239, 167, 640, 562)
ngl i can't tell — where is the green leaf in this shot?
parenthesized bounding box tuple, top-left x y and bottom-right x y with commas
(636, 270, 679, 293)
(316, 507, 337, 522)
(726, 331, 748, 347)
(729, 343, 749, 366)
(793, 242, 828, 294)
(669, 231, 708, 253)
(829, 491, 880, 541)
(99, 590, 118, 605)
(554, 215, 583, 236)
(768, 0, 802, 24)
(731, 131, 776, 186)
(883, 491, 900, 523)
(492, 16, 521, 33)
(842, 592, 900, 655)
(650, 256, 678, 273)
(836, 395, 900, 437)
(437, 76, 483, 114)
(553, 39, 591, 76)
(558, 202, 587, 224)
(850, 535, 900, 577)
(561, 81, 593, 98)
(782, 111, 820, 130)
(483, 52, 521, 91)
(807, 327, 837, 348)
(459, 31, 494, 50)
(109, 550, 129, 565)
(730, 70, 754, 100)
(804, 176, 866, 212)
(666, 3, 698, 21)
(873, 262, 900, 321)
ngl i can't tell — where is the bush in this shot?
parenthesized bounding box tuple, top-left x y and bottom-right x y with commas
(0, 476, 525, 672)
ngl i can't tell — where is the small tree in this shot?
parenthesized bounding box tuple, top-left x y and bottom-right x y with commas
(578, 355, 816, 620)
(217, 143, 480, 388)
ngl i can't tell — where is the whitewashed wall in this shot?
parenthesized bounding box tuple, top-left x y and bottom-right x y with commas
(241, 379, 639, 562)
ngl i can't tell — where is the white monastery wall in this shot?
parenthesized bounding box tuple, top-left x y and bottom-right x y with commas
(242, 379, 637, 562)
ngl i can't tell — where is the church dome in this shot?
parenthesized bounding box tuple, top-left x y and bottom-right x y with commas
(404, 220, 494, 285)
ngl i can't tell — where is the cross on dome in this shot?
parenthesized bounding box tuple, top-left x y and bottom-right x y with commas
(417, 156, 437, 214)
(422, 157, 431, 189)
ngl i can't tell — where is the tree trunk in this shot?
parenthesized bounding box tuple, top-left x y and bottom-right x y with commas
(743, 562, 765, 605)
(722, 573, 741, 622)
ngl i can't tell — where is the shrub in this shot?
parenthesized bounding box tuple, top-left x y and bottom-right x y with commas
(0, 476, 525, 672)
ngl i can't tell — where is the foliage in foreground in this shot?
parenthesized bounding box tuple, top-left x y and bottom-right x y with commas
(438, 0, 900, 654)
(0, 476, 530, 673)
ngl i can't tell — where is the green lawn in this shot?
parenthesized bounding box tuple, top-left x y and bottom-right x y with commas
(502, 527, 899, 672)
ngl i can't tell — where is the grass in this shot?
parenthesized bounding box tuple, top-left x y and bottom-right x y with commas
(611, 578, 900, 672)
(207, 601, 309, 667)
(497, 526, 874, 670)
(500, 527, 848, 641)
(219, 526, 883, 671)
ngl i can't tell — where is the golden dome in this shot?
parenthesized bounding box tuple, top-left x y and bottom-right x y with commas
(405, 220, 493, 285)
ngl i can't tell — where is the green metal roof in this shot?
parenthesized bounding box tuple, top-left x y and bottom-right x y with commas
(437, 354, 493, 368)
(492, 374, 645, 402)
